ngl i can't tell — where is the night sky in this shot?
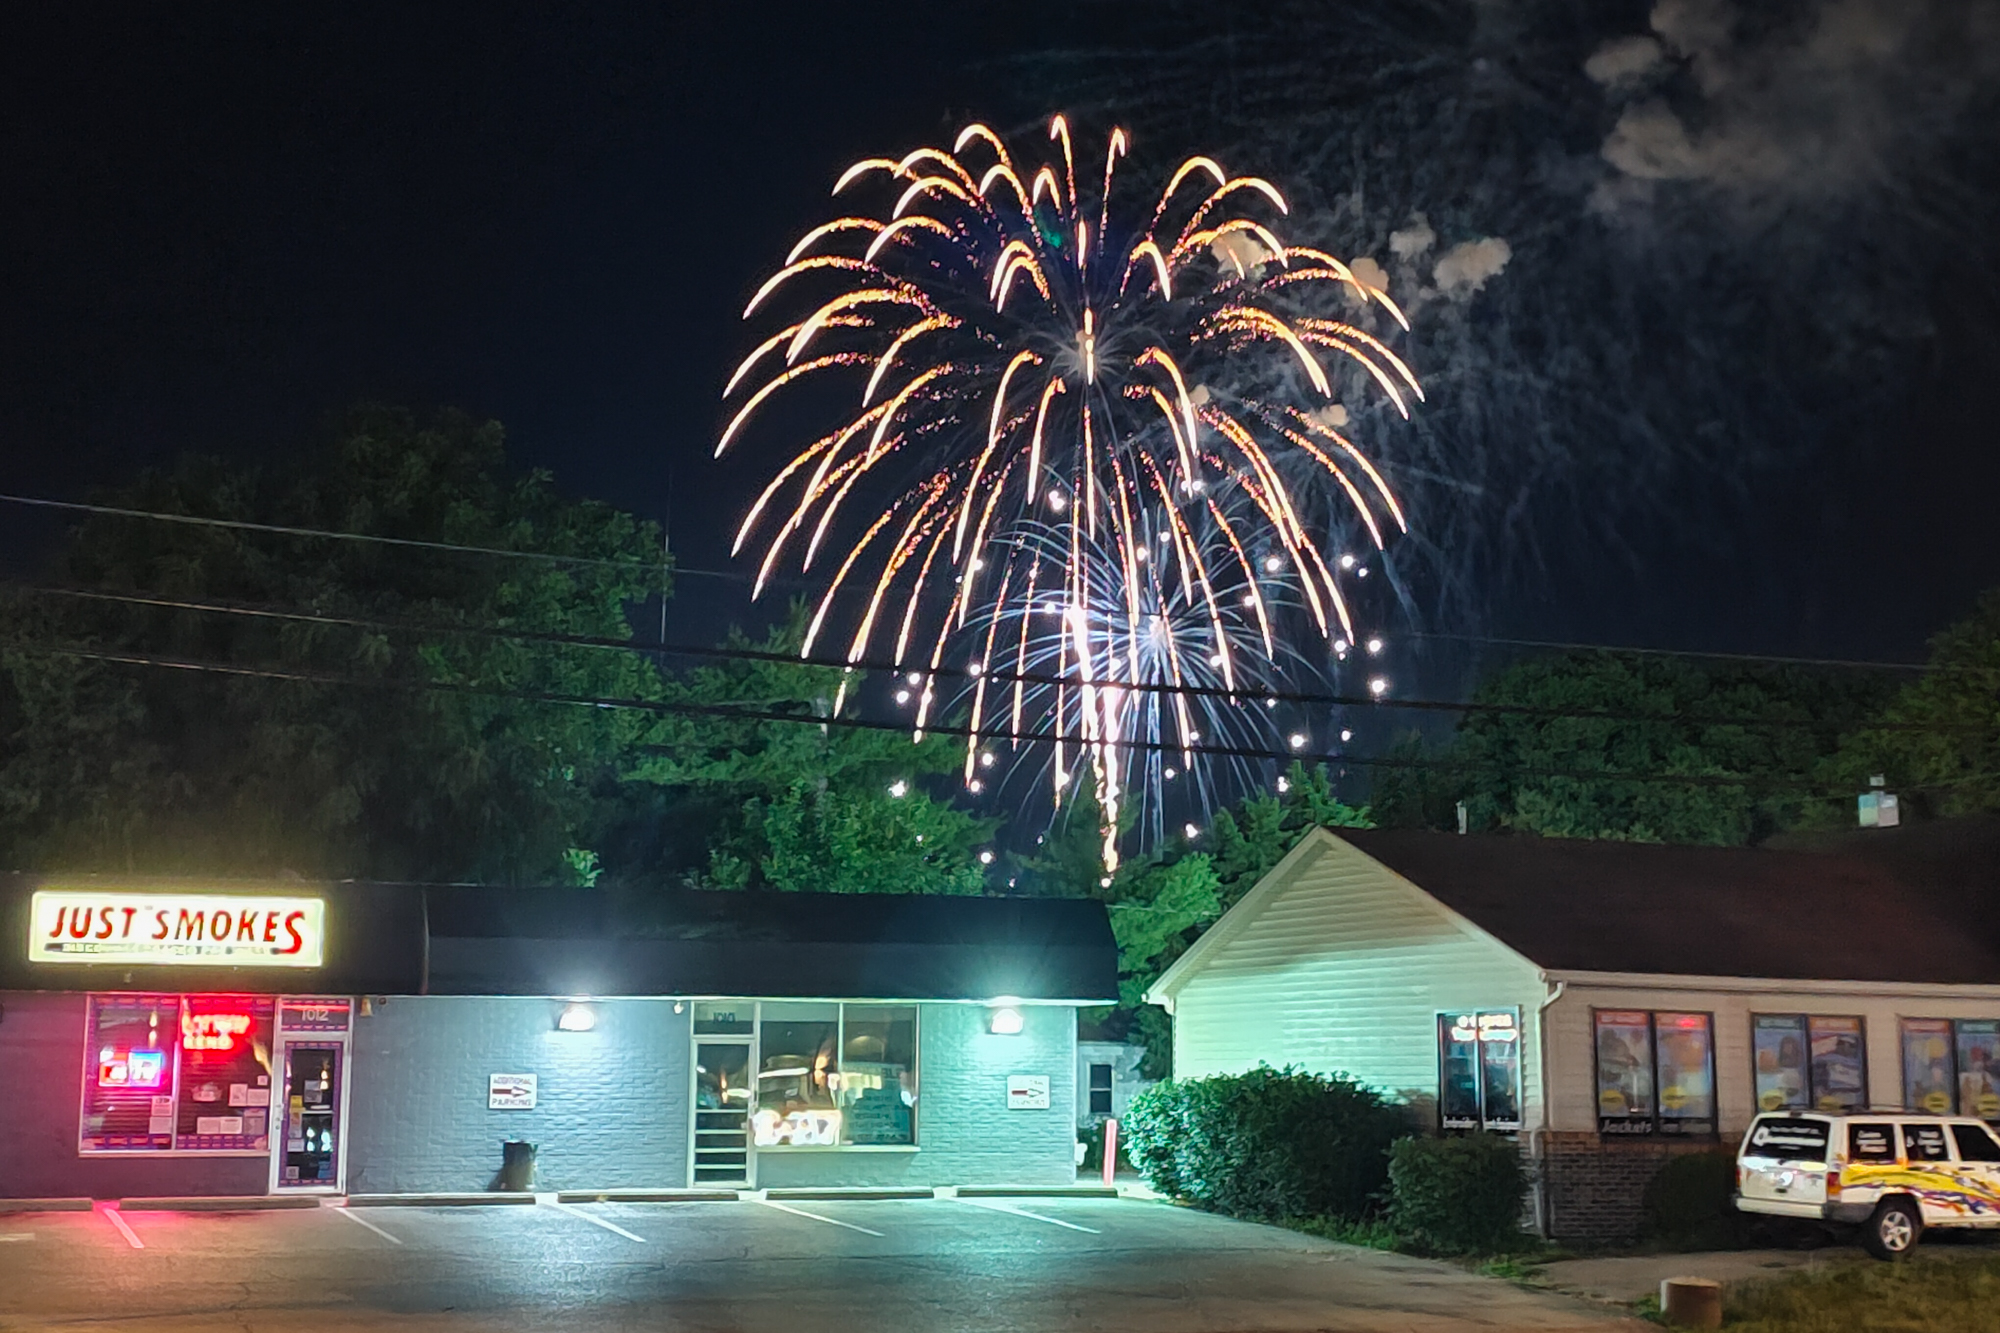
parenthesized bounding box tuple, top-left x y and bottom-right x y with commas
(4, 4, 1997, 663)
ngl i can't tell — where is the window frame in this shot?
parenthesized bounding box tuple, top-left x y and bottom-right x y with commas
(1592, 1008, 1719, 1139)
(1087, 1063, 1114, 1117)
(1434, 1007, 1524, 1134)
(1749, 1012, 1870, 1115)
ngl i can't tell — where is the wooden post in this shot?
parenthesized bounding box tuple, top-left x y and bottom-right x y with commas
(1660, 1277, 1722, 1329)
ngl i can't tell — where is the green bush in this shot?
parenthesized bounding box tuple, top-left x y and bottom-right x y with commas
(1385, 1134, 1529, 1254)
(1123, 1065, 1404, 1222)
(1642, 1149, 1742, 1244)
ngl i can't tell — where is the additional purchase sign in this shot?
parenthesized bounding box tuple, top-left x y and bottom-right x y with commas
(29, 890, 326, 968)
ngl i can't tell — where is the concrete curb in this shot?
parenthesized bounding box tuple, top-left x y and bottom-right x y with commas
(0, 1198, 93, 1213)
(957, 1186, 1120, 1199)
(345, 1193, 537, 1207)
(762, 1187, 933, 1201)
(554, 1189, 738, 1204)
(117, 1196, 322, 1212)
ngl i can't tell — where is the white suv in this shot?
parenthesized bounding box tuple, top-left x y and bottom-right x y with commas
(1735, 1111, 2000, 1259)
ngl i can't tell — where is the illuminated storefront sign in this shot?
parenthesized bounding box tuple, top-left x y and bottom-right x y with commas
(28, 891, 325, 968)
(752, 1107, 842, 1147)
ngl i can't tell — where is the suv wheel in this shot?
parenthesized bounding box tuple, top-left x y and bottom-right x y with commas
(1862, 1199, 1922, 1261)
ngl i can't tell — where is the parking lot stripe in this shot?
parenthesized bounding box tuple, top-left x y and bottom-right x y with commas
(756, 1199, 885, 1237)
(0, 1233, 32, 1243)
(332, 1206, 403, 1245)
(96, 1205, 144, 1249)
(545, 1200, 648, 1243)
(960, 1199, 1101, 1234)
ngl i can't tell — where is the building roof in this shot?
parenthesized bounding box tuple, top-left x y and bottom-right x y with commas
(1337, 819, 2000, 985)
(423, 886, 1118, 1002)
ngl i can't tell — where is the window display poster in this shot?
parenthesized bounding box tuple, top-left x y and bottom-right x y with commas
(174, 995, 275, 1151)
(1753, 1014, 1809, 1113)
(1957, 1021, 2000, 1120)
(1478, 1011, 1523, 1132)
(1437, 1014, 1481, 1130)
(1654, 1013, 1716, 1133)
(1903, 1019, 1955, 1114)
(1595, 1011, 1656, 1134)
(1808, 1016, 1866, 1113)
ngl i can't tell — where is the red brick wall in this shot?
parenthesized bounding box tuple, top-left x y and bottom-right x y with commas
(1535, 1131, 1721, 1241)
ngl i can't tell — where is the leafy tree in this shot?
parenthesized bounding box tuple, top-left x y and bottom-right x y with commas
(1209, 761, 1373, 909)
(0, 407, 665, 883)
(1822, 590, 2000, 820)
(1403, 653, 1894, 844)
(636, 611, 994, 894)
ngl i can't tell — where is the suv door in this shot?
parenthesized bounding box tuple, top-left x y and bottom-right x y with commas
(1948, 1122, 2000, 1225)
(1739, 1115, 1834, 1209)
(1901, 1121, 1960, 1224)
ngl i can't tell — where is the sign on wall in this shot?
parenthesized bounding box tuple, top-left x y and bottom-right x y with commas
(489, 1073, 538, 1110)
(1006, 1074, 1051, 1110)
(30, 891, 325, 968)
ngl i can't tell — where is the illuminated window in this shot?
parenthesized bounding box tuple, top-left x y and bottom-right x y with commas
(1594, 1010, 1715, 1138)
(1436, 1009, 1522, 1133)
(741, 1000, 918, 1148)
(81, 993, 276, 1155)
(1752, 1014, 1867, 1114)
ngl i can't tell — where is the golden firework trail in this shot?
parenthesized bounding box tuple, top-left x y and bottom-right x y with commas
(721, 117, 1421, 871)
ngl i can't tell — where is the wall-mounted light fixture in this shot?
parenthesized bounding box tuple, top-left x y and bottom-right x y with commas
(987, 998, 1025, 1035)
(557, 1001, 598, 1033)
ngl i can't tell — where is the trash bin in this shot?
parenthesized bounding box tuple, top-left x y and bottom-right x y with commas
(499, 1140, 537, 1192)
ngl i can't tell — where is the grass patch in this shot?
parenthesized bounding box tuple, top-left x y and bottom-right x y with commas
(1284, 1215, 1401, 1249)
(1722, 1253, 2000, 1331)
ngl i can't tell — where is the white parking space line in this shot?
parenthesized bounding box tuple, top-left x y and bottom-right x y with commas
(959, 1199, 1101, 1234)
(756, 1199, 885, 1237)
(545, 1200, 649, 1244)
(97, 1206, 144, 1249)
(332, 1207, 403, 1245)
(0, 1233, 32, 1243)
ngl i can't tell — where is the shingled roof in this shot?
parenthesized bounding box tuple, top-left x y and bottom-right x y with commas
(1336, 817, 2000, 985)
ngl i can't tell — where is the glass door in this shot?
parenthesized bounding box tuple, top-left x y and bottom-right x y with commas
(692, 1040, 754, 1186)
(271, 1041, 346, 1192)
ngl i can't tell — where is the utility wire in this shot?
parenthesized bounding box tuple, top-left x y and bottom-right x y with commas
(5, 638, 1975, 798)
(5, 580, 1974, 734)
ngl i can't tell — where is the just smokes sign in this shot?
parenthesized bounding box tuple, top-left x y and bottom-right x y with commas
(29, 890, 326, 968)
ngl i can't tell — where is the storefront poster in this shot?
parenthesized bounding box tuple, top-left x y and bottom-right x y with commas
(1654, 1012, 1715, 1134)
(1808, 1016, 1866, 1113)
(1595, 1010, 1656, 1135)
(1753, 1014, 1809, 1113)
(1903, 1019, 1955, 1114)
(1437, 1014, 1481, 1130)
(1957, 1021, 2000, 1120)
(173, 995, 275, 1151)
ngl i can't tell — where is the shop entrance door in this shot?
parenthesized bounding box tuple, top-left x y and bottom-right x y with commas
(270, 1041, 347, 1192)
(692, 1040, 754, 1187)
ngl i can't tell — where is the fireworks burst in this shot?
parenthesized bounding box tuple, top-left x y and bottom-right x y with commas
(720, 117, 1422, 869)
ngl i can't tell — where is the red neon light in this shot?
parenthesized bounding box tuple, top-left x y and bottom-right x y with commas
(182, 1011, 255, 1051)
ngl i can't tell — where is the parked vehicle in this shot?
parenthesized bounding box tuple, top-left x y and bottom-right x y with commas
(1735, 1111, 2000, 1259)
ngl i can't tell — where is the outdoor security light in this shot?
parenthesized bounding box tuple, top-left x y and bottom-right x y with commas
(557, 1002, 597, 1033)
(988, 1004, 1025, 1035)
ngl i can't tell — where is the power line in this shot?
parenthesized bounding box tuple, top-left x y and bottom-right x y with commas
(5, 637, 1974, 798)
(6, 580, 1975, 734)
(1407, 630, 1929, 674)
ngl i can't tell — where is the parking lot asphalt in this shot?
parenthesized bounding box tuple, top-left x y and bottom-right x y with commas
(0, 1195, 1647, 1333)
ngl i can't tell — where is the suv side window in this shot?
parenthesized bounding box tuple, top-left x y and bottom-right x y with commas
(1905, 1123, 1953, 1161)
(1850, 1123, 1899, 1162)
(1953, 1124, 2000, 1162)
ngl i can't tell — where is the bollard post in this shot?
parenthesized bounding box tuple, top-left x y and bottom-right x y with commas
(1660, 1277, 1721, 1329)
(1102, 1118, 1118, 1189)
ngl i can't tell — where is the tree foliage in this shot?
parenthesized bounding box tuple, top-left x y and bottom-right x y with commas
(0, 408, 665, 882)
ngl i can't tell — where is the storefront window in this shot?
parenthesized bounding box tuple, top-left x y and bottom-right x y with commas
(81, 993, 276, 1155)
(1595, 1009, 1716, 1137)
(1901, 1018, 2000, 1119)
(838, 1004, 916, 1145)
(1436, 1009, 1521, 1133)
(743, 1001, 919, 1148)
(1753, 1014, 1866, 1114)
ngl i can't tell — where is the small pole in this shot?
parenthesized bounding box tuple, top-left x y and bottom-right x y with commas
(1101, 1118, 1118, 1189)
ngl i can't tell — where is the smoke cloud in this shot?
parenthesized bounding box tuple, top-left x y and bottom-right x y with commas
(1432, 237, 1512, 299)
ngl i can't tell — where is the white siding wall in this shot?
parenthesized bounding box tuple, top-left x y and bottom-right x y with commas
(1168, 838, 1548, 1120)
(1546, 982, 2000, 1137)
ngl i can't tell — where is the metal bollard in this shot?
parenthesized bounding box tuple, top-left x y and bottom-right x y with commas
(1102, 1119, 1118, 1189)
